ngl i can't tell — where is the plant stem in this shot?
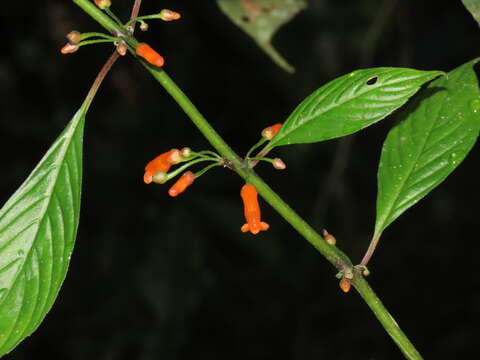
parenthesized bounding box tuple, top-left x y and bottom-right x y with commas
(72, 1, 424, 358)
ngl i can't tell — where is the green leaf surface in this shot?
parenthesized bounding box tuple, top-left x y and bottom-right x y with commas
(216, 0, 306, 73)
(374, 59, 480, 237)
(462, 0, 480, 26)
(269, 68, 443, 147)
(0, 105, 86, 355)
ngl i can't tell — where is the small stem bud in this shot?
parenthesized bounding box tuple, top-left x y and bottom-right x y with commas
(140, 21, 149, 32)
(152, 172, 168, 184)
(339, 278, 351, 293)
(60, 43, 79, 54)
(321, 229, 336, 245)
(181, 147, 191, 158)
(116, 42, 127, 56)
(272, 158, 286, 170)
(94, 0, 111, 10)
(169, 149, 182, 164)
(66, 31, 81, 44)
(159, 9, 182, 21)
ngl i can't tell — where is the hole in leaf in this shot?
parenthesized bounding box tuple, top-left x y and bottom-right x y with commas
(366, 77, 378, 85)
(242, 16, 250, 22)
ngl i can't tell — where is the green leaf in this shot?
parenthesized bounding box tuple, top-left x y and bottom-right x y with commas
(462, 0, 480, 26)
(216, 0, 306, 73)
(269, 68, 444, 147)
(374, 59, 480, 238)
(0, 104, 86, 355)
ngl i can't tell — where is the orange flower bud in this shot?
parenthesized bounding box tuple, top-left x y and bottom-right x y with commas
(66, 31, 81, 44)
(181, 147, 191, 158)
(136, 42, 164, 67)
(272, 158, 286, 170)
(339, 278, 351, 293)
(61, 43, 79, 54)
(159, 9, 182, 21)
(240, 184, 269, 235)
(168, 171, 195, 197)
(144, 149, 178, 184)
(261, 123, 282, 140)
(94, 0, 111, 10)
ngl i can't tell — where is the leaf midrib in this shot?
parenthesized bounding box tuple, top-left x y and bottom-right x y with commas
(0, 111, 83, 347)
(272, 71, 435, 146)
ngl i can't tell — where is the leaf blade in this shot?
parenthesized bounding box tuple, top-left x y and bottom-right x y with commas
(374, 59, 480, 237)
(462, 0, 480, 27)
(0, 105, 85, 355)
(216, 0, 306, 73)
(269, 68, 443, 147)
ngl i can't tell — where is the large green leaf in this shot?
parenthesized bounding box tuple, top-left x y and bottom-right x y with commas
(462, 0, 480, 26)
(374, 59, 480, 238)
(269, 68, 443, 147)
(0, 104, 86, 355)
(217, 0, 306, 73)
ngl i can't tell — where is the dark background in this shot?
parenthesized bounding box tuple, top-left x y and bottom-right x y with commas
(1, 0, 479, 359)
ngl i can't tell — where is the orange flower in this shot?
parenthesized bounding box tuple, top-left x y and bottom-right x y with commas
(261, 123, 282, 140)
(144, 149, 180, 184)
(136, 43, 164, 67)
(240, 184, 269, 234)
(168, 171, 195, 197)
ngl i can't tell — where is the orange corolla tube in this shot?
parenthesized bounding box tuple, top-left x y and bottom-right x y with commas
(240, 184, 269, 235)
(143, 149, 180, 184)
(168, 171, 195, 197)
(136, 43, 164, 67)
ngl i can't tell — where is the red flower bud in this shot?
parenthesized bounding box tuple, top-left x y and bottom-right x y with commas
(339, 278, 351, 293)
(136, 43, 164, 67)
(61, 43, 79, 54)
(261, 123, 282, 140)
(168, 171, 195, 197)
(159, 9, 182, 21)
(94, 0, 111, 10)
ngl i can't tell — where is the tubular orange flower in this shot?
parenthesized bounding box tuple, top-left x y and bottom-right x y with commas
(261, 123, 282, 140)
(136, 43, 164, 67)
(240, 184, 269, 235)
(144, 149, 180, 184)
(168, 171, 195, 197)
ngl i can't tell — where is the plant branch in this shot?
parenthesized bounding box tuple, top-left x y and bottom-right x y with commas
(85, 51, 119, 108)
(72, 1, 424, 358)
(129, 0, 143, 31)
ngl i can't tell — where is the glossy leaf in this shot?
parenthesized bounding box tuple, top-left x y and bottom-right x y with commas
(462, 0, 480, 26)
(374, 59, 480, 238)
(0, 105, 86, 355)
(216, 0, 306, 73)
(269, 68, 443, 147)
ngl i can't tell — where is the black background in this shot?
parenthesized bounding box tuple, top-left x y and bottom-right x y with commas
(1, 0, 480, 359)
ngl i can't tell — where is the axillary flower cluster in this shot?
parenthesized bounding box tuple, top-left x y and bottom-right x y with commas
(61, 1, 180, 67)
(144, 123, 285, 235)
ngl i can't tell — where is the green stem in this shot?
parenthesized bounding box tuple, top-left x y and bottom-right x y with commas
(80, 32, 118, 41)
(246, 137, 267, 159)
(125, 14, 161, 27)
(105, 8, 124, 28)
(72, 1, 424, 358)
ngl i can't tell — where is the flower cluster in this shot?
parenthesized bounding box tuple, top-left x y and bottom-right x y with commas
(60, 2, 181, 67)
